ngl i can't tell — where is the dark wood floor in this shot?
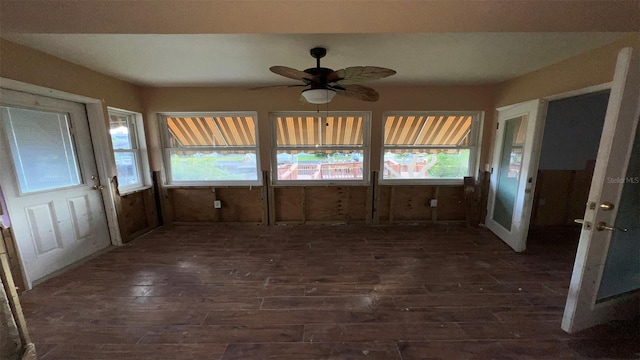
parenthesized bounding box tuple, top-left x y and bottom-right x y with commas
(21, 224, 639, 359)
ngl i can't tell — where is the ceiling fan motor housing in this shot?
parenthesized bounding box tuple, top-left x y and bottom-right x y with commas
(304, 67, 334, 87)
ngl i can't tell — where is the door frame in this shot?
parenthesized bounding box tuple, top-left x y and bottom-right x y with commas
(517, 83, 613, 249)
(487, 82, 614, 253)
(0, 78, 123, 254)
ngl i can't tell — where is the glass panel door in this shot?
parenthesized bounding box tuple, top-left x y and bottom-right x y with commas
(596, 122, 640, 300)
(492, 115, 527, 230)
(486, 99, 541, 252)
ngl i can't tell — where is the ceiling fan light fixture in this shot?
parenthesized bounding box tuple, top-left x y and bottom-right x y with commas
(302, 88, 336, 104)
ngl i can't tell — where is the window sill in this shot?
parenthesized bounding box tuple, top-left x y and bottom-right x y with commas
(163, 181, 263, 188)
(119, 185, 153, 196)
(378, 179, 465, 186)
(271, 180, 370, 187)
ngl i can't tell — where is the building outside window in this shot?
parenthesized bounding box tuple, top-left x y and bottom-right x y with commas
(271, 112, 370, 185)
(381, 112, 483, 184)
(160, 112, 261, 186)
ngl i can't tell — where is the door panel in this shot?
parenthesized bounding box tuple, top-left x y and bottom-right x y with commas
(486, 100, 542, 252)
(596, 124, 640, 300)
(0, 89, 111, 287)
(492, 116, 526, 230)
(562, 47, 640, 333)
(26, 202, 61, 254)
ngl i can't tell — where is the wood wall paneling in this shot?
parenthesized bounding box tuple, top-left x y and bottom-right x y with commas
(375, 186, 392, 223)
(119, 188, 159, 242)
(121, 191, 147, 236)
(274, 187, 305, 223)
(169, 187, 264, 224)
(164, 184, 468, 225)
(566, 170, 593, 225)
(217, 187, 263, 223)
(347, 187, 368, 222)
(437, 186, 466, 221)
(388, 186, 436, 223)
(531, 170, 593, 227)
(171, 188, 217, 222)
(305, 187, 347, 223)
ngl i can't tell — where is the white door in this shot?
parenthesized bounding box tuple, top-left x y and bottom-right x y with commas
(562, 47, 640, 333)
(486, 99, 544, 252)
(0, 89, 111, 288)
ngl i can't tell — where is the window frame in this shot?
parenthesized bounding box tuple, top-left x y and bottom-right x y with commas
(107, 108, 150, 194)
(379, 111, 484, 185)
(159, 111, 262, 187)
(270, 111, 371, 186)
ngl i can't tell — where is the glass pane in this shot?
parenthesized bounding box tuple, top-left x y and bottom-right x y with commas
(276, 116, 320, 146)
(109, 114, 134, 149)
(275, 115, 364, 146)
(114, 151, 141, 187)
(169, 150, 258, 182)
(597, 124, 640, 301)
(276, 150, 364, 181)
(167, 116, 256, 147)
(322, 116, 364, 145)
(385, 115, 473, 146)
(382, 149, 470, 180)
(1, 107, 81, 193)
(492, 116, 527, 230)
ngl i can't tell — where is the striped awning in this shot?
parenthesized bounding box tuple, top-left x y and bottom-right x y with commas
(275, 115, 364, 146)
(384, 115, 473, 146)
(167, 116, 256, 147)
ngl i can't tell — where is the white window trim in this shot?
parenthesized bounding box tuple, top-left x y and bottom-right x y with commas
(108, 107, 151, 195)
(379, 111, 484, 186)
(159, 111, 262, 187)
(270, 111, 371, 186)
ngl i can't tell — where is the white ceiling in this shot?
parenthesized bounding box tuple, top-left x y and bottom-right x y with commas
(2, 33, 628, 87)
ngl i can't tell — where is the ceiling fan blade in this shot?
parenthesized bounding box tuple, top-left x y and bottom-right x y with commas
(332, 84, 380, 102)
(270, 66, 318, 82)
(327, 66, 396, 85)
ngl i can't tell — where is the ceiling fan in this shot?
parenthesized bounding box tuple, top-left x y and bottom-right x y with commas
(269, 47, 396, 104)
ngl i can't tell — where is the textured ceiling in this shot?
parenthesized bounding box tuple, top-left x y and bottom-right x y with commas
(1, 1, 635, 87)
(1, 33, 629, 87)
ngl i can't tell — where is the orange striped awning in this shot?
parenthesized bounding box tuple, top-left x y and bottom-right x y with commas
(384, 115, 473, 146)
(166, 116, 256, 147)
(275, 115, 364, 146)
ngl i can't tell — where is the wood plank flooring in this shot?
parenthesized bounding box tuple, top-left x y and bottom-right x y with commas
(20, 225, 639, 359)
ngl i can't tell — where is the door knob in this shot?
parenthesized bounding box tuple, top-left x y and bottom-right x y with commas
(596, 221, 627, 232)
(599, 202, 615, 211)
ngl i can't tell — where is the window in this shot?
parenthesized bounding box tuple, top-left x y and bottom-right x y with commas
(160, 113, 261, 186)
(271, 112, 370, 184)
(2, 106, 81, 193)
(109, 109, 149, 192)
(381, 112, 482, 184)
